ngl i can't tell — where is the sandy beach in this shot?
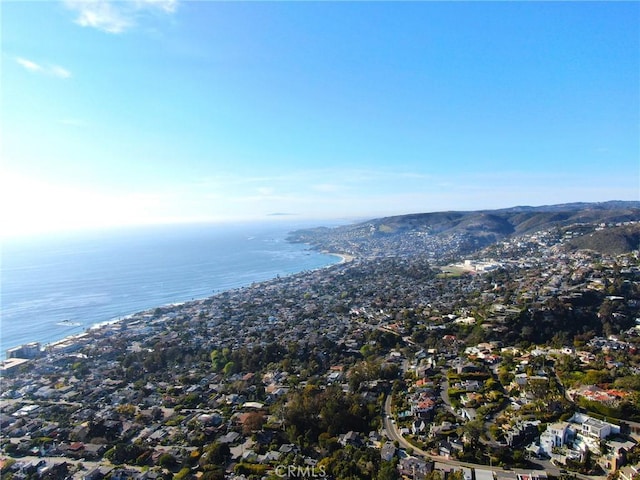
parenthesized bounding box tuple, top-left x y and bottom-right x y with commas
(325, 252, 355, 264)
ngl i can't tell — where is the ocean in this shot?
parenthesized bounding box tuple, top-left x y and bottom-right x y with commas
(0, 222, 339, 359)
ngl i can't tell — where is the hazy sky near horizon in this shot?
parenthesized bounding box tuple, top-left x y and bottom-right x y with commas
(2, 1, 639, 236)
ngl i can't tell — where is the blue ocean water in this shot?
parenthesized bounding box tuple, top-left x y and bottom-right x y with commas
(0, 222, 338, 358)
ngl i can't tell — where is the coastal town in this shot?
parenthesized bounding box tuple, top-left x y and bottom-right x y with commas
(1, 216, 640, 480)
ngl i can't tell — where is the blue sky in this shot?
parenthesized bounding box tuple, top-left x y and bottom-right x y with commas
(2, 1, 638, 236)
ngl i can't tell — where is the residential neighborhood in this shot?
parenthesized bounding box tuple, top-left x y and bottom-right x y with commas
(2, 219, 640, 480)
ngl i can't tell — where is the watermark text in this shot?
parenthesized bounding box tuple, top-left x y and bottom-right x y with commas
(274, 465, 327, 478)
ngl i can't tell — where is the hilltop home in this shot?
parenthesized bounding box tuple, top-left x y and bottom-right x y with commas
(581, 417, 611, 440)
(571, 412, 621, 438)
(540, 422, 574, 454)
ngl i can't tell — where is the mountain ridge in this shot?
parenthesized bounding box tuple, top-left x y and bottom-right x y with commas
(288, 201, 640, 258)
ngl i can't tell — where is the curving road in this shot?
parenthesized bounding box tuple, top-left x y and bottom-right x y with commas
(382, 394, 605, 480)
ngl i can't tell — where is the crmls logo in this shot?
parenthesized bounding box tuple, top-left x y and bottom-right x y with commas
(274, 465, 327, 478)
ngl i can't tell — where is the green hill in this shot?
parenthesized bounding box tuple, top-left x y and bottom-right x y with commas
(564, 224, 640, 255)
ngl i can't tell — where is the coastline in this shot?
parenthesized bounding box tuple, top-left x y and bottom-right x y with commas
(4, 247, 346, 360)
(324, 252, 355, 264)
(47, 252, 353, 353)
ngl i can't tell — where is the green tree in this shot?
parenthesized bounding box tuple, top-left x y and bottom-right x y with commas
(157, 453, 177, 469)
(202, 442, 230, 466)
(174, 468, 192, 480)
(377, 460, 399, 480)
(222, 361, 236, 377)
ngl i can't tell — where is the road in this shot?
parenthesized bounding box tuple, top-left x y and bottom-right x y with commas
(383, 394, 481, 469)
(383, 394, 606, 480)
(2, 454, 117, 478)
(439, 375, 464, 421)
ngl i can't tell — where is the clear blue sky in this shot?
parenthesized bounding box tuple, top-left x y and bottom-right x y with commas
(2, 0, 639, 236)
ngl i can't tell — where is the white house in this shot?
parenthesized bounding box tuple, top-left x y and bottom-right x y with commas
(540, 422, 573, 454)
(581, 417, 611, 440)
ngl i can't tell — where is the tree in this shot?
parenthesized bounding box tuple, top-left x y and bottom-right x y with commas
(104, 443, 148, 465)
(174, 468, 192, 480)
(222, 361, 236, 377)
(460, 419, 484, 447)
(202, 442, 230, 466)
(242, 411, 265, 435)
(527, 377, 550, 399)
(157, 453, 178, 469)
(425, 472, 443, 480)
(377, 460, 399, 480)
(200, 468, 224, 480)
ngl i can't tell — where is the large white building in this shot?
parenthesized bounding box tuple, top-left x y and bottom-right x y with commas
(581, 417, 612, 440)
(540, 422, 574, 454)
(6, 342, 41, 359)
(538, 414, 621, 458)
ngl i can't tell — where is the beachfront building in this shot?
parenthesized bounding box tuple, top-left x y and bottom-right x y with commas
(0, 357, 31, 376)
(6, 342, 41, 359)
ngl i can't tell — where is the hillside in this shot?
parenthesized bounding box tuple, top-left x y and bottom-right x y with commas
(288, 201, 640, 259)
(563, 224, 640, 255)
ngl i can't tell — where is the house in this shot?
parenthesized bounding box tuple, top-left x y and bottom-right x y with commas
(475, 469, 495, 480)
(388, 351, 404, 361)
(412, 398, 436, 418)
(495, 472, 518, 480)
(218, 431, 241, 444)
(83, 443, 108, 459)
(438, 439, 463, 458)
(381, 441, 396, 461)
(430, 421, 455, 437)
(70, 424, 90, 442)
(225, 393, 245, 405)
(368, 430, 382, 444)
(14, 460, 45, 475)
(39, 462, 70, 479)
(599, 438, 636, 472)
(516, 473, 547, 480)
(278, 444, 299, 454)
(460, 407, 477, 421)
(242, 450, 258, 462)
(255, 430, 276, 446)
(399, 457, 432, 480)
(339, 431, 363, 447)
(411, 419, 427, 435)
(457, 362, 481, 374)
(259, 450, 282, 463)
(68, 442, 85, 453)
(617, 464, 640, 480)
(83, 467, 111, 480)
(460, 380, 482, 391)
(458, 467, 473, 480)
(111, 469, 142, 480)
(540, 422, 572, 455)
(506, 422, 540, 448)
(581, 417, 611, 440)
